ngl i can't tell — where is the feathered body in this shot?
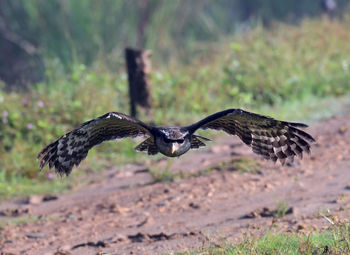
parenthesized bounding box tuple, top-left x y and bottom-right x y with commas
(38, 109, 315, 176)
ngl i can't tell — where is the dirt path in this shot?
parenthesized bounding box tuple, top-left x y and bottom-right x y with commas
(1, 111, 350, 255)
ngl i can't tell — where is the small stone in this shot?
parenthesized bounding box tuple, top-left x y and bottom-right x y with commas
(338, 126, 348, 135)
(109, 204, 130, 214)
(156, 201, 167, 207)
(297, 224, 305, 231)
(240, 211, 259, 219)
(285, 207, 294, 215)
(114, 233, 125, 242)
(67, 214, 77, 219)
(26, 233, 46, 239)
(260, 207, 274, 217)
(27, 195, 42, 205)
(189, 202, 200, 209)
(43, 194, 58, 202)
(55, 248, 72, 255)
(264, 183, 272, 189)
(0, 208, 30, 217)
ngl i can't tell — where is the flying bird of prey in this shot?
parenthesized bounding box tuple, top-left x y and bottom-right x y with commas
(38, 109, 315, 176)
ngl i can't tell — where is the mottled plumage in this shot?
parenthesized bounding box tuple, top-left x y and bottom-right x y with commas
(38, 109, 315, 176)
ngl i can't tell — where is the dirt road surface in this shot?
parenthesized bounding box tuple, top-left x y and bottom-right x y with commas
(1, 110, 350, 255)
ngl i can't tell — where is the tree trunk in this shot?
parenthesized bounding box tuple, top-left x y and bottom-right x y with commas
(125, 47, 152, 118)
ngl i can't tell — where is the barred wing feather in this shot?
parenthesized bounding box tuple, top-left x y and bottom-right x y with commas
(37, 112, 152, 176)
(188, 109, 315, 165)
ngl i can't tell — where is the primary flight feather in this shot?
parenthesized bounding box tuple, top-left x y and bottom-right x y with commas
(37, 109, 315, 176)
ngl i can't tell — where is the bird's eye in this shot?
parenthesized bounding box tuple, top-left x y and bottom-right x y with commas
(163, 137, 171, 143)
(176, 139, 184, 143)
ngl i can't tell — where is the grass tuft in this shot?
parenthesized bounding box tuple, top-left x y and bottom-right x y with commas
(179, 221, 350, 255)
(274, 201, 290, 218)
(208, 157, 262, 175)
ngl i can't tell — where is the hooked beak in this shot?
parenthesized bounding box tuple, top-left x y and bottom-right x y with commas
(171, 143, 179, 154)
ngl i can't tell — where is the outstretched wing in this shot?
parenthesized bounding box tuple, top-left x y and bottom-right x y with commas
(37, 112, 153, 176)
(187, 109, 315, 164)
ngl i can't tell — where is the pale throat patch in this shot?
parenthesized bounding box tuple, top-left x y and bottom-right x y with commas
(171, 143, 180, 153)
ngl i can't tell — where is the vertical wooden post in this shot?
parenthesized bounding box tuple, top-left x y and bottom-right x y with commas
(125, 48, 152, 117)
(321, 0, 337, 18)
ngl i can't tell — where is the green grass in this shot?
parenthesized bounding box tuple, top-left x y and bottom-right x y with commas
(274, 201, 290, 218)
(223, 18, 350, 106)
(222, 157, 262, 174)
(0, 215, 58, 235)
(0, 17, 350, 199)
(0, 216, 39, 231)
(180, 222, 350, 255)
(0, 170, 72, 200)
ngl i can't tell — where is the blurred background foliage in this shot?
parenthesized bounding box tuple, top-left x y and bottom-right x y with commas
(0, 0, 350, 198)
(1, 0, 349, 86)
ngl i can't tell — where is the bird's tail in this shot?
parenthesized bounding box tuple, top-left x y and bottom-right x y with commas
(134, 138, 159, 155)
(191, 135, 210, 149)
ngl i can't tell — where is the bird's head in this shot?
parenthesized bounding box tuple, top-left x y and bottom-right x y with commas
(155, 128, 191, 157)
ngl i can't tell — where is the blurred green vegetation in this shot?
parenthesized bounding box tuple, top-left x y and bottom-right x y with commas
(1, 0, 349, 71)
(180, 221, 350, 254)
(224, 19, 350, 105)
(0, 17, 350, 199)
